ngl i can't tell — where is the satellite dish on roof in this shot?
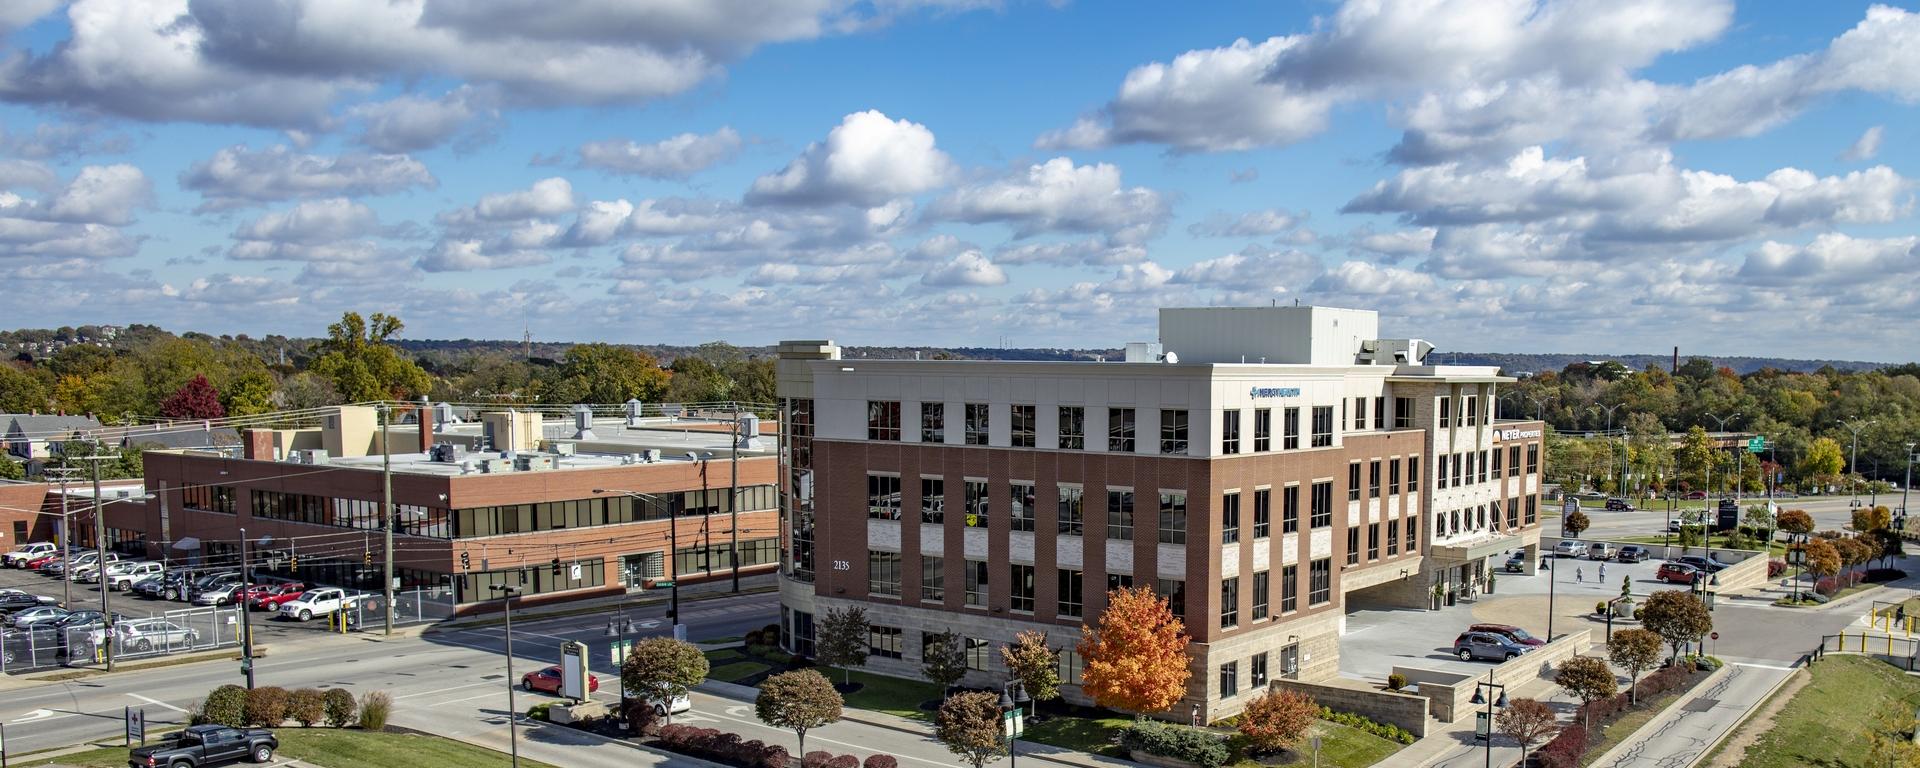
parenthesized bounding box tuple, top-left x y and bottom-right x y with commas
(1163, 351, 1179, 364)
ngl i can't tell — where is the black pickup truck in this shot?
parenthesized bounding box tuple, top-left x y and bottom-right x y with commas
(128, 725, 277, 768)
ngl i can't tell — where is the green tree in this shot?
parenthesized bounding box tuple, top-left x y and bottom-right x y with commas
(1640, 590, 1713, 661)
(0, 454, 21, 480)
(620, 637, 709, 724)
(221, 368, 278, 417)
(0, 362, 50, 412)
(552, 343, 671, 404)
(1853, 506, 1893, 534)
(923, 630, 968, 690)
(1607, 629, 1663, 703)
(203, 684, 248, 728)
(1554, 656, 1618, 729)
(935, 690, 1008, 768)
(814, 605, 869, 686)
(309, 312, 434, 402)
(999, 630, 1062, 706)
(1673, 426, 1722, 492)
(1563, 509, 1591, 538)
(754, 669, 842, 756)
(1776, 509, 1815, 537)
(1802, 436, 1846, 486)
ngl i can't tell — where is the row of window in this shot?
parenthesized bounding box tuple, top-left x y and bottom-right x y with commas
(454, 557, 606, 603)
(1220, 647, 1301, 697)
(1435, 444, 1539, 490)
(672, 538, 781, 575)
(1218, 559, 1332, 629)
(868, 402, 1351, 455)
(1434, 496, 1539, 539)
(454, 485, 775, 538)
(882, 552, 1190, 618)
(874, 478, 1370, 540)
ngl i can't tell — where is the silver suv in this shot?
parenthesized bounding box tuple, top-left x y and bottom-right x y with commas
(103, 619, 200, 653)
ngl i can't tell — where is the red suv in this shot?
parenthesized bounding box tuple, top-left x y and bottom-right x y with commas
(247, 582, 308, 611)
(1470, 623, 1547, 647)
(1656, 563, 1700, 584)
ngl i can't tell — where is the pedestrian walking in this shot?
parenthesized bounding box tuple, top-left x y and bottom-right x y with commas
(1599, 563, 1607, 581)
(1576, 567, 1584, 583)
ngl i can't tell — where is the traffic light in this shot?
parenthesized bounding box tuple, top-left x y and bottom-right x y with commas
(289, 554, 299, 573)
(460, 551, 471, 571)
(550, 557, 561, 576)
(364, 551, 373, 566)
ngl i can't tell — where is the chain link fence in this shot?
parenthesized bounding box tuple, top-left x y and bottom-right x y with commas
(1, 605, 243, 673)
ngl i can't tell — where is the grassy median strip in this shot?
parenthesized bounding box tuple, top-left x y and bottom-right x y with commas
(16, 728, 565, 768)
(1734, 655, 1920, 768)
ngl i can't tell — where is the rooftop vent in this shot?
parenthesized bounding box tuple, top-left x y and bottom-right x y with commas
(571, 404, 596, 440)
(625, 399, 645, 426)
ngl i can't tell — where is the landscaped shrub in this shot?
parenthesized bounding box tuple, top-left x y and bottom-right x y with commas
(1118, 720, 1231, 768)
(744, 629, 765, 646)
(202, 685, 247, 728)
(624, 698, 662, 735)
(287, 688, 326, 727)
(358, 690, 392, 730)
(757, 745, 791, 768)
(864, 756, 899, 768)
(1317, 707, 1416, 745)
(243, 686, 290, 727)
(527, 702, 553, 722)
(323, 688, 356, 728)
(826, 756, 858, 768)
(802, 750, 835, 768)
(1385, 673, 1408, 691)
(1535, 723, 1588, 768)
(1596, 600, 1609, 616)
(1767, 559, 1786, 577)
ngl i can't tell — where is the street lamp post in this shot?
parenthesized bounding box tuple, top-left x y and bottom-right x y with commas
(1469, 673, 1508, 768)
(1903, 442, 1916, 519)
(594, 490, 679, 632)
(605, 610, 634, 721)
(729, 404, 741, 594)
(491, 584, 523, 768)
(1836, 419, 1875, 506)
(75, 449, 124, 672)
(999, 682, 1029, 768)
(1545, 556, 1556, 641)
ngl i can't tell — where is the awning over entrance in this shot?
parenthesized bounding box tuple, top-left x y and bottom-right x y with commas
(171, 536, 201, 550)
(1430, 533, 1525, 562)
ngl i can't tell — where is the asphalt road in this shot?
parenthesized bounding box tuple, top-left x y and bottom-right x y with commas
(1569, 495, 1870, 541)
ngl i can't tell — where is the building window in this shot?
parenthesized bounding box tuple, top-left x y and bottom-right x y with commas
(1394, 397, 1413, 429)
(1408, 456, 1421, 492)
(1281, 565, 1298, 613)
(1221, 576, 1239, 628)
(1309, 558, 1331, 605)
(184, 485, 237, 515)
(1252, 489, 1271, 539)
(1058, 569, 1083, 618)
(1059, 406, 1085, 450)
(1369, 460, 1382, 498)
(868, 625, 903, 659)
(1011, 482, 1036, 532)
(1058, 649, 1085, 686)
(867, 401, 901, 441)
(1353, 397, 1367, 430)
(1282, 485, 1300, 534)
(964, 480, 988, 528)
(1157, 579, 1186, 619)
(1108, 408, 1136, 452)
(1389, 459, 1401, 495)
(868, 474, 901, 520)
(1347, 528, 1360, 565)
(1254, 408, 1272, 452)
(1280, 644, 1299, 679)
(1438, 397, 1450, 428)
(1368, 523, 1381, 560)
(964, 559, 988, 607)
(1374, 396, 1386, 429)
(1526, 495, 1538, 524)
(966, 637, 992, 671)
(922, 477, 945, 524)
(1437, 455, 1449, 489)
(1160, 409, 1189, 455)
(1058, 485, 1084, 536)
(1492, 445, 1504, 476)
(1011, 564, 1036, 613)
(1388, 520, 1400, 555)
(922, 556, 945, 602)
(922, 402, 945, 443)
(1222, 492, 1240, 544)
(1107, 490, 1134, 540)
(1107, 574, 1134, 593)
(1506, 498, 1519, 529)
(868, 550, 901, 596)
(1311, 406, 1333, 447)
(1454, 452, 1465, 487)
(1466, 396, 1478, 426)
(1406, 514, 1417, 551)
(1527, 443, 1540, 474)
(1251, 652, 1269, 688)
(1480, 450, 1490, 484)
(1283, 407, 1301, 450)
(1310, 482, 1332, 529)
(1158, 492, 1187, 544)
(964, 403, 990, 445)
(1348, 463, 1362, 501)
(1011, 405, 1037, 448)
(1510, 445, 1522, 477)
(1222, 410, 1241, 455)
(1220, 661, 1239, 697)
(1252, 570, 1269, 620)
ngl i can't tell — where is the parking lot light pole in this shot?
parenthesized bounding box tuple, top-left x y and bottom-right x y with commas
(1469, 674, 1507, 768)
(1903, 442, 1915, 518)
(491, 584, 523, 768)
(1836, 419, 1875, 506)
(1545, 555, 1556, 641)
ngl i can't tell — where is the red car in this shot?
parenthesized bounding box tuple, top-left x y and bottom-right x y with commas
(25, 554, 61, 570)
(521, 665, 599, 695)
(1470, 623, 1547, 647)
(1656, 563, 1700, 584)
(244, 582, 307, 610)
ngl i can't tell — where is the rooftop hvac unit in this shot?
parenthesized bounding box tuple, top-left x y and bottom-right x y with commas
(736, 415, 762, 449)
(571, 404, 596, 440)
(429, 443, 465, 463)
(551, 442, 577, 457)
(642, 449, 661, 463)
(290, 449, 330, 465)
(515, 454, 555, 472)
(477, 458, 510, 474)
(625, 399, 646, 426)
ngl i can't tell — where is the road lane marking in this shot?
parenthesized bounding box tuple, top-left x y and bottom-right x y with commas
(128, 694, 186, 713)
(396, 681, 499, 700)
(7, 709, 56, 724)
(1732, 662, 1795, 671)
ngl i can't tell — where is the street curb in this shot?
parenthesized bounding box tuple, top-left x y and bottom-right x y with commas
(1582, 663, 1735, 768)
(1690, 663, 1804, 768)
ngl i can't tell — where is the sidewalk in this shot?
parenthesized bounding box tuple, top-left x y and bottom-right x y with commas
(1584, 659, 1796, 768)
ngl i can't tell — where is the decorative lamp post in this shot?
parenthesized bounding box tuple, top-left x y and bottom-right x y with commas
(1469, 673, 1508, 768)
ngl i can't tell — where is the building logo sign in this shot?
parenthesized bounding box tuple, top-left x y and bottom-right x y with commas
(1494, 428, 1543, 441)
(1249, 386, 1302, 399)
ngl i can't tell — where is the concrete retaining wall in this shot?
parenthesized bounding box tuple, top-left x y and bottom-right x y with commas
(1394, 629, 1593, 722)
(1270, 678, 1433, 738)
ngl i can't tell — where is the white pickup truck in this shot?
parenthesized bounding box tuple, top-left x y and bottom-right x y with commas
(106, 561, 165, 591)
(3, 542, 56, 567)
(277, 587, 354, 621)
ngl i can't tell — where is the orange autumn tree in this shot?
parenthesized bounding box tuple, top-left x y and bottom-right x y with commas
(1077, 586, 1191, 715)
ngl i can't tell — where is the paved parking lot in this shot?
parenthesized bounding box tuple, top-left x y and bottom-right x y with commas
(0, 561, 345, 645)
(1339, 551, 1682, 679)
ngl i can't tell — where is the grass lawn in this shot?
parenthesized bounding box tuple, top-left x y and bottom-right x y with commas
(709, 660, 771, 683)
(1736, 655, 1920, 768)
(1242, 721, 1404, 768)
(829, 668, 944, 721)
(1024, 714, 1131, 756)
(15, 728, 565, 768)
(1773, 583, 1876, 607)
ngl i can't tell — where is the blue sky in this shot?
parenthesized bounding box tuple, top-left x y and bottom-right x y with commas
(0, 1, 1915, 360)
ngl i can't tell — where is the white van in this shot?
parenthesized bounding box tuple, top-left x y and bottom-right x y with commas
(1586, 542, 1616, 560)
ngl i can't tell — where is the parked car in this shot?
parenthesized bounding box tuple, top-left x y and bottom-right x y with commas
(72, 556, 131, 583)
(1470, 623, 1547, 648)
(108, 562, 166, 591)
(3, 542, 56, 567)
(1656, 562, 1701, 584)
(644, 692, 692, 717)
(1674, 555, 1730, 573)
(1453, 631, 1530, 662)
(132, 572, 178, 599)
(1616, 545, 1652, 563)
(23, 553, 61, 570)
(193, 583, 246, 607)
(63, 553, 123, 581)
(244, 583, 307, 611)
(7, 606, 69, 628)
(1586, 542, 1617, 560)
(521, 664, 601, 695)
(108, 619, 201, 652)
(1605, 498, 1636, 511)
(278, 587, 352, 621)
(1667, 520, 1686, 533)
(170, 571, 239, 601)
(0, 591, 59, 613)
(127, 724, 277, 767)
(1503, 551, 1527, 573)
(1553, 540, 1585, 558)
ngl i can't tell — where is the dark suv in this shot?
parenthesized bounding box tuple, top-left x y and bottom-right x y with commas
(1605, 498, 1635, 511)
(1616, 545, 1652, 563)
(128, 725, 276, 767)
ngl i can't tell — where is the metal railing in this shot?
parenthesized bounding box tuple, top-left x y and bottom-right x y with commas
(1, 606, 243, 674)
(313, 586, 456, 634)
(1813, 632, 1920, 671)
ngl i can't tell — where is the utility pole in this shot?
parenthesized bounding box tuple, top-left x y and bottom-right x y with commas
(45, 468, 77, 608)
(381, 404, 394, 637)
(729, 403, 741, 593)
(1837, 419, 1875, 507)
(239, 526, 255, 689)
(78, 449, 118, 672)
(1589, 404, 1623, 495)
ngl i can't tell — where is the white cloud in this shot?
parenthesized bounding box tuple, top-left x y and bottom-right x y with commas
(472, 177, 576, 221)
(1738, 233, 1918, 285)
(993, 237, 1146, 267)
(920, 250, 1008, 286)
(934, 157, 1168, 243)
(43, 164, 150, 225)
(349, 87, 495, 153)
(181, 145, 436, 210)
(1174, 245, 1322, 290)
(417, 239, 551, 272)
(748, 110, 953, 206)
(1841, 125, 1884, 162)
(1307, 260, 1436, 295)
(1187, 208, 1303, 238)
(232, 198, 384, 246)
(579, 127, 743, 179)
(1348, 225, 1437, 259)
